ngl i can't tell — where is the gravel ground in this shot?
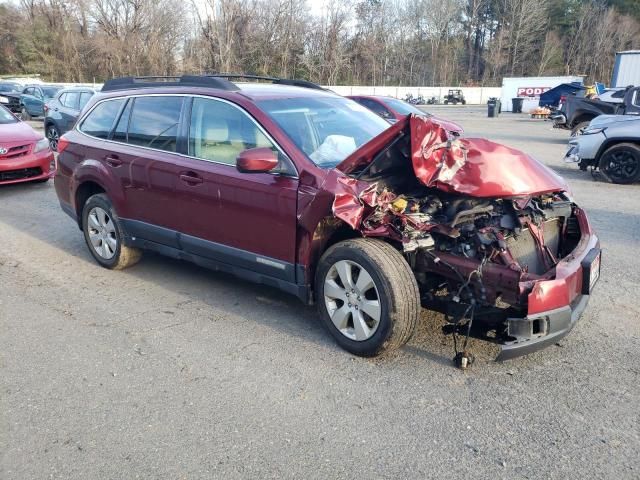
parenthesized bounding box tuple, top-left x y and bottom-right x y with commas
(1, 109, 638, 479)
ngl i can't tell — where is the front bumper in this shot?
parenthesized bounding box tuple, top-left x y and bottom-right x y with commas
(497, 209, 600, 360)
(564, 132, 605, 165)
(0, 149, 55, 185)
(497, 294, 590, 361)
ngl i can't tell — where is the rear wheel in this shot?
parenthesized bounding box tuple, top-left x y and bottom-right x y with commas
(315, 238, 420, 357)
(82, 193, 142, 269)
(46, 124, 60, 152)
(598, 143, 640, 184)
(570, 121, 590, 137)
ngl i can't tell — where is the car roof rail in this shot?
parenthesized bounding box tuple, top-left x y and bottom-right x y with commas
(209, 73, 326, 90)
(101, 75, 240, 92)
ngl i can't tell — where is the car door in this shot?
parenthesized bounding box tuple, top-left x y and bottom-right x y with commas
(102, 95, 188, 249)
(624, 88, 640, 115)
(60, 91, 81, 132)
(176, 96, 299, 281)
(21, 87, 36, 115)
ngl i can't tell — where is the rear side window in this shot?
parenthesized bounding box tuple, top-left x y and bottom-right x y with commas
(63, 92, 80, 109)
(357, 98, 392, 119)
(79, 92, 93, 110)
(127, 97, 183, 152)
(79, 98, 125, 139)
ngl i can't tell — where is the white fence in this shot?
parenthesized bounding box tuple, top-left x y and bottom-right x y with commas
(4, 76, 503, 104)
(327, 85, 502, 104)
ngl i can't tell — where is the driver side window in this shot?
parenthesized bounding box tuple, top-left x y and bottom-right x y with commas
(188, 97, 275, 165)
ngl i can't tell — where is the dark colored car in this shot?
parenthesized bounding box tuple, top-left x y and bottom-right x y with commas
(0, 105, 55, 184)
(443, 89, 466, 105)
(348, 95, 463, 135)
(552, 85, 640, 136)
(0, 82, 23, 113)
(539, 82, 584, 109)
(44, 87, 96, 151)
(54, 75, 600, 362)
(18, 84, 63, 120)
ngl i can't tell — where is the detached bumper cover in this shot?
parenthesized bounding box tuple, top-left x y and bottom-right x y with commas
(496, 294, 589, 361)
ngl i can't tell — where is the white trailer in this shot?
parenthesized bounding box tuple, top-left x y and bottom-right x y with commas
(612, 51, 640, 87)
(500, 76, 583, 112)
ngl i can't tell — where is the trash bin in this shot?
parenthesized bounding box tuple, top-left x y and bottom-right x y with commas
(512, 97, 524, 113)
(487, 98, 499, 117)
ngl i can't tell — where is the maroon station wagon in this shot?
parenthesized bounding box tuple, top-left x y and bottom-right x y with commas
(54, 75, 601, 364)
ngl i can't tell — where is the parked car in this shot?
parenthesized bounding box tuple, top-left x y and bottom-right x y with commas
(54, 75, 600, 362)
(18, 84, 63, 120)
(0, 82, 23, 113)
(565, 114, 640, 184)
(0, 105, 55, 184)
(44, 87, 96, 151)
(348, 95, 463, 135)
(552, 85, 639, 136)
(443, 89, 466, 105)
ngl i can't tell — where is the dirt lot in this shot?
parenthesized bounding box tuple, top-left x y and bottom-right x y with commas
(1, 108, 639, 479)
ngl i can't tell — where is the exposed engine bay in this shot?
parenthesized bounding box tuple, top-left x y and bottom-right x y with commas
(330, 117, 585, 359)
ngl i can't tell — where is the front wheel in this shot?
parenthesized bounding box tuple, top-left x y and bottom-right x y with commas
(82, 193, 142, 269)
(20, 107, 31, 121)
(598, 143, 640, 184)
(315, 238, 420, 357)
(46, 124, 60, 151)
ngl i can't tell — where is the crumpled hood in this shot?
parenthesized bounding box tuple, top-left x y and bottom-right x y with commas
(337, 114, 568, 198)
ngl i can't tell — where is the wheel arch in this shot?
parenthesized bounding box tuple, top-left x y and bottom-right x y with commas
(74, 180, 106, 229)
(595, 137, 640, 164)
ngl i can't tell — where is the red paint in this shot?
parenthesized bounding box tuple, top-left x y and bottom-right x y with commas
(236, 147, 278, 173)
(339, 115, 568, 198)
(0, 115, 55, 185)
(347, 95, 464, 135)
(55, 85, 598, 326)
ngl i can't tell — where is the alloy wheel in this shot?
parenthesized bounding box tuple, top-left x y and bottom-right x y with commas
(602, 150, 640, 183)
(47, 126, 59, 151)
(323, 260, 381, 341)
(87, 207, 117, 259)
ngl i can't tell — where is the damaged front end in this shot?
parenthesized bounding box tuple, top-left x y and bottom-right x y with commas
(332, 115, 601, 360)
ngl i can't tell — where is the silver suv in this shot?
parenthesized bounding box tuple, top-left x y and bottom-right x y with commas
(565, 114, 640, 184)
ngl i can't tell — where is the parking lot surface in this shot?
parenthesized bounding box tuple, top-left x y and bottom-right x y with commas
(1, 108, 639, 479)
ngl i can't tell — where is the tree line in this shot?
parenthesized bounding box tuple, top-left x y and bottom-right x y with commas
(0, 0, 638, 86)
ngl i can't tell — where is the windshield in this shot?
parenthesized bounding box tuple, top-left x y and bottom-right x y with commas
(0, 106, 18, 124)
(0, 83, 20, 93)
(382, 97, 425, 116)
(42, 87, 61, 99)
(257, 96, 390, 168)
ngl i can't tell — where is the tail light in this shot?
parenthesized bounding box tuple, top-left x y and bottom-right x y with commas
(57, 135, 70, 153)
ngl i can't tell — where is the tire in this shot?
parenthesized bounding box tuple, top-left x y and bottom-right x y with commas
(444, 100, 449, 105)
(20, 107, 31, 121)
(81, 193, 142, 270)
(462, 100, 466, 105)
(570, 121, 590, 137)
(315, 238, 420, 357)
(46, 124, 60, 152)
(598, 143, 640, 184)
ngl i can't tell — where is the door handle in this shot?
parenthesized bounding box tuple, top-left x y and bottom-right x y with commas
(105, 155, 122, 167)
(179, 173, 203, 185)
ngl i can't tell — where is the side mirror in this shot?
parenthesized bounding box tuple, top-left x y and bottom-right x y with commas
(236, 147, 278, 173)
